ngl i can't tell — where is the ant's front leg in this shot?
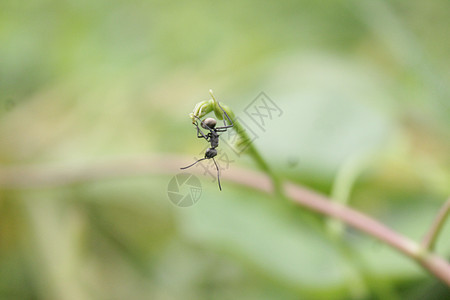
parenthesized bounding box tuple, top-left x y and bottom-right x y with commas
(215, 102, 234, 130)
(194, 121, 209, 141)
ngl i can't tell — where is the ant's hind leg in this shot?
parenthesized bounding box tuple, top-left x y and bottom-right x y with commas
(212, 157, 222, 191)
(180, 158, 207, 170)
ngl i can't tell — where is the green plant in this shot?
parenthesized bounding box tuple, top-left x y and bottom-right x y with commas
(189, 90, 282, 196)
(185, 91, 450, 286)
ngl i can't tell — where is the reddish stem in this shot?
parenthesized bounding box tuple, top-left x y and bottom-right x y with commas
(0, 154, 449, 286)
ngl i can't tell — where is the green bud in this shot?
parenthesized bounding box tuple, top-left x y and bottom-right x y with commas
(190, 99, 214, 123)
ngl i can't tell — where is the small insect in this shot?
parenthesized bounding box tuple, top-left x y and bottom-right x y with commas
(181, 102, 234, 191)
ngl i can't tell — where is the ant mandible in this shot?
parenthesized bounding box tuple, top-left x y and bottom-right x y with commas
(180, 102, 234, 191)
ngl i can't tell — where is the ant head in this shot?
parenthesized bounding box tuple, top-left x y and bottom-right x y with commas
(202, 118, 217, 129)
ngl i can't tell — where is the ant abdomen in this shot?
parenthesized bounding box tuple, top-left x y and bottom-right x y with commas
(205, 148, 217, 158)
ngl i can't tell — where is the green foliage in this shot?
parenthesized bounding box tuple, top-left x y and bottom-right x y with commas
(1, 0, 450, 299)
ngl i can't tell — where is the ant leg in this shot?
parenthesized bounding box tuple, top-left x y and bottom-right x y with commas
(215, 102, 234, 130)
(180, 158, 207, 170)
(212, 157, 222, 191)
(194, 122, 209, 141)
(215, 128, 229, 133)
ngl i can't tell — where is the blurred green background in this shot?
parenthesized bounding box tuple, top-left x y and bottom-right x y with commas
(1, 0, 449, 299)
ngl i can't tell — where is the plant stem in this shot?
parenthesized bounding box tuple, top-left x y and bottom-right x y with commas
(227, 111, 282, 196)
(327, 153, 370, 237)
(421, 198, 450, 252)
(0, 155, 449, 286)
(246, 144, 283, 196)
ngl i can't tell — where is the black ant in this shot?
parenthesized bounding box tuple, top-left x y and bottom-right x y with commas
(181, 102, 234, 191)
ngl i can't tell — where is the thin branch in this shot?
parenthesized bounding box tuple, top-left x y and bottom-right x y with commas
(422, 198, 450, 252)
(0, 154, 449, 286)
